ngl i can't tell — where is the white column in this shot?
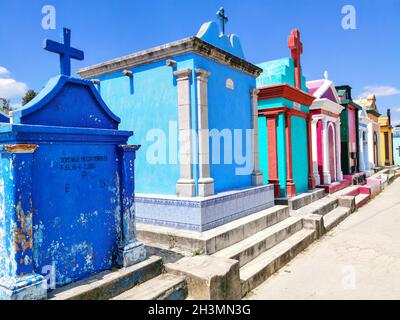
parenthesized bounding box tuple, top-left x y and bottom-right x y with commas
(311, 117, 320, 185)
(196, 68, 214, 197)
(364, 124, 371, 175)
(174, 68, 195, 197)
(251, 88, 264, 186)
(367, 122, 375, 170)
(377, 124, 383, 167)
(359, 128, 366, 173)
(322, 119, 331, 185)
(335, 119, 343, 181)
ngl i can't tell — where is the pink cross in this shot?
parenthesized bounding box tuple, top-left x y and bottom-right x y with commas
(288, 29, 303, 89)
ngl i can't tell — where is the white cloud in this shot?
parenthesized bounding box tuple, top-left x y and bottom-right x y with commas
(0, 66, 27, 100)
(0, 78, 28, 100)
(394, 108, 400, 113)
(360, 85, 400, 98)
(0, 66, 10, 76)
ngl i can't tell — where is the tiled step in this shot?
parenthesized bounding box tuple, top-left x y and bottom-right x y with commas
(212, 217, 303, 267)
(295, 195, 339, 216)
(323, 207, 352, 232)
(137, 205, 289, 255)
(355, 193, 370, 208)
(111, 273, 187, 300)
(240, 229, 315, 296)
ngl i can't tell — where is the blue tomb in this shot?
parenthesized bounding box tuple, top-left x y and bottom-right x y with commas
(0, 28, 145, 300)
(78, 15, 275, 232)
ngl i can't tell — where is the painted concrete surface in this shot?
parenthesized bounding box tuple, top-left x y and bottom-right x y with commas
(246, 177, 400, 300)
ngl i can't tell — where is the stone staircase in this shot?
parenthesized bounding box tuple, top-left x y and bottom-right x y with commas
(211, 214, 315, 296)
(49, 255, 188, 300)
(139, 205, 317, 298)
(334, 185, 371, 209)
(111, 273, 187, 300)
(283, 188, 356, 234)
(293, 193, 353, 232)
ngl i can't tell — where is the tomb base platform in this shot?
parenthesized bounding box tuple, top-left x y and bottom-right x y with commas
(0, 274, 47, 300)
(343, 172, 367, 185)
(316, 180, 351, 194)
(135, 185, 275, 232)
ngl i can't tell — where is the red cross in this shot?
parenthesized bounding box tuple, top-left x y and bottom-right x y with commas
(288, 29, 303, 89)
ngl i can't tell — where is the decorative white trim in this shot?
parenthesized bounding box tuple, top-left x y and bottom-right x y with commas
(311, 118, 320, 185)
(307, 77, 340, 103)
(174, 68, 195, 197)
(321, 119, 331, 185)
(196, 68, 214, 197)
(309, 98, 344, 115)
(335, 118, 343, 181)
(251, 88, 263, 186)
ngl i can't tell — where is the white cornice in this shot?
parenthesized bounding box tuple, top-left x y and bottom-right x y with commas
(77, 37, 262, 79)
(309, 98, 344, 114)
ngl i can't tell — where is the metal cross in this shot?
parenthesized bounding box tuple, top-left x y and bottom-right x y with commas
(216, 7, 229, 35)
(44, 28, 84, 76)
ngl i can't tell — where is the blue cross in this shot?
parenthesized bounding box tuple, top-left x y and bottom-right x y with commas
(216, 7, 229, 35)
(44, 28, 84, 76)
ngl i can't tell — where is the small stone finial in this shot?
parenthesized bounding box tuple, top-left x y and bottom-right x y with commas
(324, 71, 328, 80)
(216, 7, 229, 35)
(123, 70, 133, 77)
(44, 28, 84, 76)
(166, 59, 177, 67)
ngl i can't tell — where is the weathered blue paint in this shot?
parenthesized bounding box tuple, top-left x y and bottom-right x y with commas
(0, 111, 9, 123)
(0, 70, 144, 298)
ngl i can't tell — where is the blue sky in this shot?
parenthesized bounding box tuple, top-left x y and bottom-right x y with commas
(0, 0, 399, 122)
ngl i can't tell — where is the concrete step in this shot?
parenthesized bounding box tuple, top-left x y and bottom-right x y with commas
(323, 207, 352, 232)
(111, 273, 187, 300)
(212, 216, 303, 267)
(318, 180, 351, 194)
(137, 205, 289, 255)
(49, 256, 163, 300)
(295, 195, 339, 216)
(275, 189, 326, 211)
(335, 185, 360, 197)
(355, 193, 370, 209)
(240, 229, 315, 296)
